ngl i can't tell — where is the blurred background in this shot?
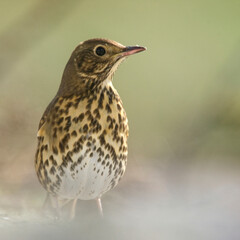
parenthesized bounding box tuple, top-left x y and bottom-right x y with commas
(0, 0, 240, 239)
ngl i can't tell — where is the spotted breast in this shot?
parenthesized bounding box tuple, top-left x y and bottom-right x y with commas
(36, 80, 128, 200)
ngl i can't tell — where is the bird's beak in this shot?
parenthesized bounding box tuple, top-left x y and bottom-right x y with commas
(121, 45, 146, 57)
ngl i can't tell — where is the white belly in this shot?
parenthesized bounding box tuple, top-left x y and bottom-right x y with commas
(56, 145, 124, 200)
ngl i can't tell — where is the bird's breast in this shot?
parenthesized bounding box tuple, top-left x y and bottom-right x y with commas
(36, 84, 129, 199)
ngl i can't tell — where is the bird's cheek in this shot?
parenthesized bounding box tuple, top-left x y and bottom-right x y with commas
(94, 63, 109, 74)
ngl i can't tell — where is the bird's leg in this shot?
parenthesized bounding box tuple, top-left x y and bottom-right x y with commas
(70, 198, 78, 220)
(42, 192, 50, 211)
(40, 193, 52, 218)
(55, 198, 62, 220)
(96, 198, 103, 217)
(50, 195, 62, 220)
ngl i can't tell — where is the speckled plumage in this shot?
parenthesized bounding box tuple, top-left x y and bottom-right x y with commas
(35, 38, 145, 216)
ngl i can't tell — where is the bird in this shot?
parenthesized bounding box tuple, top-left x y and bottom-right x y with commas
(35, 38, 146, 218)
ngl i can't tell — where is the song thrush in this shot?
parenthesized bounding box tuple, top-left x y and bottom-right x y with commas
(35, 38, 146, 218)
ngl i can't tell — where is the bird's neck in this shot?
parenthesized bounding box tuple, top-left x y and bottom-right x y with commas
(94, 78, 120, 99)
(57, 71, 119, 102)
(57, 69, 116, 99)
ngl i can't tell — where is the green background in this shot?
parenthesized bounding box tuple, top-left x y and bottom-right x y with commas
(0, 0, 240, 238)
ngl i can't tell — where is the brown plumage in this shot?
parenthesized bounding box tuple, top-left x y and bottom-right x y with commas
(35, 38, 146, 218)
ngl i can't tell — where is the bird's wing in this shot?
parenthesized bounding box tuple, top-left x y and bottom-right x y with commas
(38, 96, 59, 130)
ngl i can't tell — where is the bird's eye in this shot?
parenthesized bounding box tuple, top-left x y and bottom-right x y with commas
(95, 46, 106, 56)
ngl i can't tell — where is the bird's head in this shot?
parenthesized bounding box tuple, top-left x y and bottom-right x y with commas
(58, 38, 146, 96)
